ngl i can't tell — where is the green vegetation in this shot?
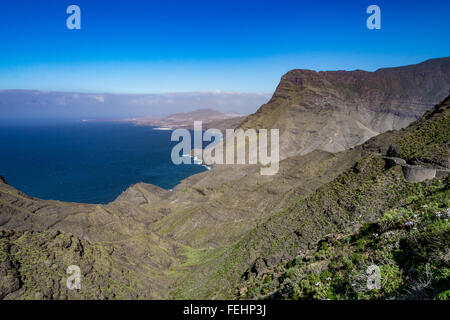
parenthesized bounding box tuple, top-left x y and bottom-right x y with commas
(0, 230, 149, 299)
(237, 176, 450, 300)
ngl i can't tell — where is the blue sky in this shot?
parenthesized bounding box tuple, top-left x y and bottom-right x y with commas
(0, 0, 449, 94)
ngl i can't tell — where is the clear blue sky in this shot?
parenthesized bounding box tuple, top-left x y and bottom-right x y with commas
(0, 0, 449, 93)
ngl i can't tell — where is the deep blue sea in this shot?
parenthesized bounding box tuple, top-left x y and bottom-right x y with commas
(0, 120, 207, 204)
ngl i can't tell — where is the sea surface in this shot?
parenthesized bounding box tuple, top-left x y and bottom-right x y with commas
(0, 120, 208, 204)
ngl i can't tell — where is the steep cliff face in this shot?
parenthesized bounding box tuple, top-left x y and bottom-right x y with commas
(239, 57, 450, 159)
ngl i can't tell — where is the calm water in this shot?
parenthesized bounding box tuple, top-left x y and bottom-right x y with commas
(0, 121, 207, 204)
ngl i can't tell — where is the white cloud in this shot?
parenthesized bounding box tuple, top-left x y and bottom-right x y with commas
(89, 95, 105, 103)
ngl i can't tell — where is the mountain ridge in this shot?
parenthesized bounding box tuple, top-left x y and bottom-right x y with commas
(239, 57, 450, 159)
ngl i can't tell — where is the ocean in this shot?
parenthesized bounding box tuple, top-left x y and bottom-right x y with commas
(0, 120, 208, 204)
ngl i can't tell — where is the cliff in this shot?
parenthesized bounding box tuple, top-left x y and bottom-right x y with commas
(239, 57, 450, 159)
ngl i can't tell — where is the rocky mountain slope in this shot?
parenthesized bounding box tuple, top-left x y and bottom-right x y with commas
(238, 96, 450, 298)
(238, 178, 449, 300)
(0, 91, 268, 120)
(0, 59, 449, 300)
(171, 94, 449, 299)
(0, 180, 178, 299)
(239, 57, 450, 159)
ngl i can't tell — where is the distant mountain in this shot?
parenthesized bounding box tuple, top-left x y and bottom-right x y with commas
(239, 57, 450, 159)
(129, 108, 246, 130)
(0, 90, 269, 120)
